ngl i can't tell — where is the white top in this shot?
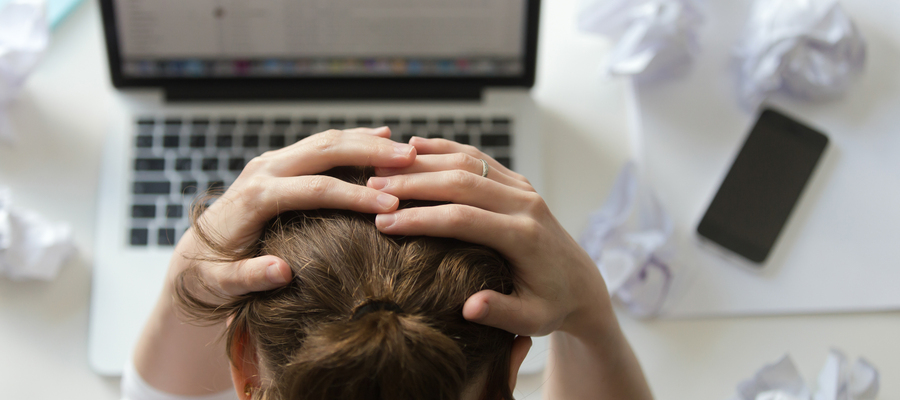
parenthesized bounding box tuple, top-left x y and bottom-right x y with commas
(121, 361, 237, 400)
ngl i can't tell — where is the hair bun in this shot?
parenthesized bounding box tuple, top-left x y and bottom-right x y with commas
(350, 299, 404, 321)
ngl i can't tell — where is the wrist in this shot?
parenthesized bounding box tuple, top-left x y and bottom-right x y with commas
(559, 255, 618, 343)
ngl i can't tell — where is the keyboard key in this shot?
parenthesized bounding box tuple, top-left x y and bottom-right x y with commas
(243, 135, 259, 148)
(175, 158, 192, 171)
(491, 117, 511, 126)
(410, 117, 428, 126)
(228, 158, 245, 171)
(136, 135, 153, 148)
(438, 117, 455, 126)
(166, 205, 183, 219)
(130, 228, 149, 246)
(218, 120, 236, 134)
(216, 135, 233, 148)
(269, 135, 286, 148)
(245, 121, 264, 134)
(301, 117, 319, 126)
(137, 118, 155, 126)
(191, 118, 210, 125)
(208, 180, 225, 192)
(453, 134, 471, 144)
(181, 181, 198, 195)
(201, 158, 218, 171)
(246, 118, 265, 126)
(190, 119, 210, 134)
(274, 118, 292, 126)
(133, 181, 170, 194)
(137, 119, 155, 135)
(164, 118, 182, 125)
(158, 228, 177, 246)
(480, 134, 510, 147)
(189, 135, 206, 148)
(135, 158, 165, 171)
(356, 117, 374, 127)
(131, 205, 156, 218)
(163, 135, 180, 148)
(383, 117, 401, 126)
(495, 157, 512, 169)
(328, 117, 347, 129)
(465, 117, 483, 126)
(427, 133, 443, 139)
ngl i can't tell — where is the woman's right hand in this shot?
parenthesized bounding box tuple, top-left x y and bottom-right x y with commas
(367, 137, 616, 339)
(170, 127, 417, 300)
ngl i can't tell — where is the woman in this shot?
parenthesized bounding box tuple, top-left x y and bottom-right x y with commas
(125, 127, 653, 399)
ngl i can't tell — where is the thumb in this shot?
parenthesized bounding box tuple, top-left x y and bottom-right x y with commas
(221, 255, 292, 295)
(462, 290, 550, 336)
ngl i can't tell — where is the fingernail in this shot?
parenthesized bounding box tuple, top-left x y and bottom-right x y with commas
(376, 193, 397, 209)
(266, 263, 289, 284)
(368, 177, 389, 190)
(394, 142, 413, 156)
(376, 213, 396, 228)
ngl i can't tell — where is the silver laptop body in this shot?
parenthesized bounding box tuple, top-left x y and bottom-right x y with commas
(89, 0, 546, 376)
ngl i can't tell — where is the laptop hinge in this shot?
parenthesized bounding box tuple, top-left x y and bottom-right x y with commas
(164, 82, 484, 102)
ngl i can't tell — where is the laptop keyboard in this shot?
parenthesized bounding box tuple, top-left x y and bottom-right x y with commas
(128, 115, 514, 247)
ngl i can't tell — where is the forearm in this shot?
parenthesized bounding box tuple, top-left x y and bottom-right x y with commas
(132, 236, 233, 395)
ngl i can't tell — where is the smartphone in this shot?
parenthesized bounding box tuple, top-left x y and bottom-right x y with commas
(697, 108, 829, 265)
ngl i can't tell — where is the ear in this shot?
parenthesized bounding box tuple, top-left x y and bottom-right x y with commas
(507, 336, 533, 392)
(230, 327, 262, 400)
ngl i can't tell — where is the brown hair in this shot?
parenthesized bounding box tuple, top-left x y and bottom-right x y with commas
(175, 167, 516, 400)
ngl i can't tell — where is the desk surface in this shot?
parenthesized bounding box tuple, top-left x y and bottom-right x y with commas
(0, 1, 897, 399)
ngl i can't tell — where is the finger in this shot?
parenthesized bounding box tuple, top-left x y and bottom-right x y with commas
(409, 137, 528, 183)
(375, 204, 526, 256)
(373, 154, 530, 190)
(216, 255, 292, 296)
(263, 130, 415, 176)
(343, 126, 392, 138)
(463, 290, 554, 336)
(256, 175, 400, 215)
(367, 171, 534, 214)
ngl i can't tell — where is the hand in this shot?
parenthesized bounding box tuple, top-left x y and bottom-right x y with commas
(367, 137, 613, 338)
(170, 127, 417, 300)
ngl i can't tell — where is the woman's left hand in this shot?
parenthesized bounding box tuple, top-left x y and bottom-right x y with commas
(366, 137, 615, 339)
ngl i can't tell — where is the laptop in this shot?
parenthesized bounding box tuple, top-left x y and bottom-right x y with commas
(89, 0, 546, 376)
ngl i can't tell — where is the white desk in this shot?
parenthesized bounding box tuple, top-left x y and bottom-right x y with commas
(0, 1, 897, 399)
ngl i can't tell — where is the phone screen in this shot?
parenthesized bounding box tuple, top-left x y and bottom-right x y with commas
(697, 108, 829, 264)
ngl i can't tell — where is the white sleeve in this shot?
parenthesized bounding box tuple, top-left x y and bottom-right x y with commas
(121, 360, 238, 400)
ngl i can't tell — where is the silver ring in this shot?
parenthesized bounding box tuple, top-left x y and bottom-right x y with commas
(480, 159, 490, 178)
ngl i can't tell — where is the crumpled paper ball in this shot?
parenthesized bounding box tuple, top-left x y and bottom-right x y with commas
(0, 187, 75, 281)
(734, 350, 879, 400)
(0, 0, 50, 143)
(578, 0, 704, 81)
(734, 0, 866, 107)
(580, 162, 675, 317)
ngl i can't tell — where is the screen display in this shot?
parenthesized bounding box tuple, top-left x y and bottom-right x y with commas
(112, 0, 527, 79)
(697, 109, 829, 264)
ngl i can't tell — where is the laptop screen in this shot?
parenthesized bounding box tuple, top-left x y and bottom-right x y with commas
(111, 0, 528, 80)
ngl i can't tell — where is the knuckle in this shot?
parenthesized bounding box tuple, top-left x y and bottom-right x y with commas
(522, 192, 547, 215)
(515, 217, 542, 243)
(303, 176, 333, 196)
(446, 205, 476, 228)
(447, 170, 478, 190)
(452, 153, 475, 171)
(313, 130, 343, 152)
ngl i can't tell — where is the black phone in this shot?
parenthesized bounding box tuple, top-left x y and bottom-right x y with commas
(697, 108, 829, 264)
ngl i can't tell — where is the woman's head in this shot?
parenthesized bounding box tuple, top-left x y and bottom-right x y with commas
(176, 167, 525, 400)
